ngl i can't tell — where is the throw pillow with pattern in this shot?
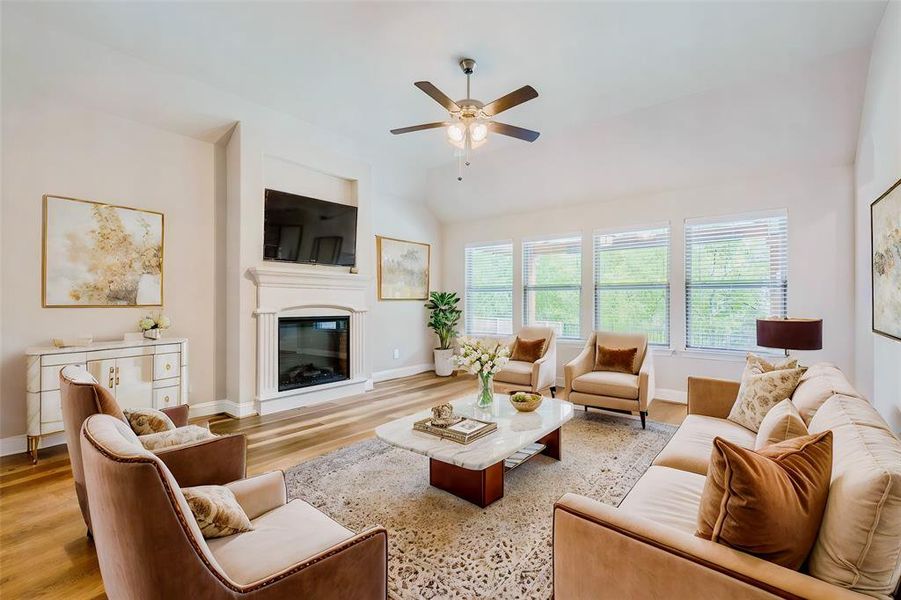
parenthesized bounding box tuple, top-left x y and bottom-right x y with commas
(139, 424, 215, 451)
(182, 485, 253, 539)
(124, 408, 176, 436)
(728, 364, 804, 432)
(745, 353, 799, 373)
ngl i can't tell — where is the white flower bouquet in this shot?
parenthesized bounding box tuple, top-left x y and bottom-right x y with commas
(139, 313, 171, 339)
(453, 337, 511, 407)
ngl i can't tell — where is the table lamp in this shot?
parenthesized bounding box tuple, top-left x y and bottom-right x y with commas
(756, 318, 823, 357)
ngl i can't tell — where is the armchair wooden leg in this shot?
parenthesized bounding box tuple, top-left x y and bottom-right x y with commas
(640, 411, 647, 429)
(550, 386, 557, 398)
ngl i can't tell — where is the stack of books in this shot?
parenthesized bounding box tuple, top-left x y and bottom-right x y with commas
(413, 416, 497, 444)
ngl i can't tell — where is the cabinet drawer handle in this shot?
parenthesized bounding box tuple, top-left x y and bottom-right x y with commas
(163, 395, 170, 403)
(165, 363, 172, 371)
(108, 366, 115, 388)
(115, 366, 120, 386)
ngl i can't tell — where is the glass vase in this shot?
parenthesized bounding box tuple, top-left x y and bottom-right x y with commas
(477, 372, 494, 408)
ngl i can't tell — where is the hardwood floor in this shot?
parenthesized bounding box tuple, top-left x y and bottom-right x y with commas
(0, 372, 685, 599)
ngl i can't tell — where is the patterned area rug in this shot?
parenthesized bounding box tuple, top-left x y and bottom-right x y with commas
(285, 410, 676, 600)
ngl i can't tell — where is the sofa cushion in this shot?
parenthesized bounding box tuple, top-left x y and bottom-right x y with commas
(807, 395, 901, 598)
(792, 363, 863, 424)
(727, 364, 803, 432)
(594, 346, 638, 374)
(510, 337, 546, 363)
(494, 360, 533, 385)
(207, 499, 353, 585)
(571, 371, 639, 399)
(619, 466, 706, 535)
(139, 424, 215, 451)
(653, 415, 756, 475)
(124, 407, 176, 436)
(754, 399, 808, 450)
(696, 432, 833, 570)
(182, 485, 254, 539)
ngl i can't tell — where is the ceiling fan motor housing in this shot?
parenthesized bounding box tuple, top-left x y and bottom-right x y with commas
(459, 58, 476, 75)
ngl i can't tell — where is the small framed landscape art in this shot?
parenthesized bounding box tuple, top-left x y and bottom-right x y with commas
(43, 195, 164, 307)
(871, 178, 901, 342)
(376, 235, 430, 300)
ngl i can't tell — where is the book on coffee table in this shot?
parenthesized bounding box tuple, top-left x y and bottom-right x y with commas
(413, 417, 497, 444)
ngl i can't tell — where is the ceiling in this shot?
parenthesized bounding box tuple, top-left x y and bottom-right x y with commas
(2, 1, 887, 173)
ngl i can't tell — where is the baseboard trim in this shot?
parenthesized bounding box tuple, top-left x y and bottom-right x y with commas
(372, 363, 434, 383)
(1, 431, 67, 457)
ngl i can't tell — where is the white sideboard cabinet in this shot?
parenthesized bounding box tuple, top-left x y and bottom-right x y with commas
(25, 337, 188, 462)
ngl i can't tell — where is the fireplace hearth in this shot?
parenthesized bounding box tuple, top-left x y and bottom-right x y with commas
(278, 316, 350, 392)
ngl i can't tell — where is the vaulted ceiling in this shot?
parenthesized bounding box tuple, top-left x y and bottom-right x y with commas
(2, 1, 887, 218)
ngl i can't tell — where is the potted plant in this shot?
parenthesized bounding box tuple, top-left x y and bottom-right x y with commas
(424, 291, 462, 376)
(139, 313, 171, 340)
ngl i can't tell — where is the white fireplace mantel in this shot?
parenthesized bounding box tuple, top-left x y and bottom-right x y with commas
(248, 264, 373, 415)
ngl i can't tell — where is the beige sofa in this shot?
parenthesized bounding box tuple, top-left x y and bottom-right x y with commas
(81, 413, 388, 599)
(564, 331, 655, 428)
(493, 326, 558, 397)
(554, 363, 901, 599)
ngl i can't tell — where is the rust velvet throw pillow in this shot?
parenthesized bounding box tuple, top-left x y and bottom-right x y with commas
(594, 346, 638, 374)
(510, 337, 546, 363)
(696, 431, 833, 569)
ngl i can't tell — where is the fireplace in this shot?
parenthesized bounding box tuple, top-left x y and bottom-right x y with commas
(278, 316, 350, 392)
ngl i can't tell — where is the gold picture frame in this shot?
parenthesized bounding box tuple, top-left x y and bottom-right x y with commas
(376, 235, 431, 301)
(42, 194, 165, 308)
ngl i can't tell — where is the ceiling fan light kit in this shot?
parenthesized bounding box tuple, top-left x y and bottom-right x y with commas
(390, 58, 540, 181)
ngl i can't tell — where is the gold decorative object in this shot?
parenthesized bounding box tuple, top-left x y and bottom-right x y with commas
(430, 403, 460, 427)
(510, 392, 543, 412)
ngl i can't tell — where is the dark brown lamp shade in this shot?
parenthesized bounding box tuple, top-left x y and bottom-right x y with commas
(757, 318, 823, 351)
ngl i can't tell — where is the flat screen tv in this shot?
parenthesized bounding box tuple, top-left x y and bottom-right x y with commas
(263, 189, 358, 266)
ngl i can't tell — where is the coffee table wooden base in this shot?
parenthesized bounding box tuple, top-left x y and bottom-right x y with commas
(428, 427, 562, 507)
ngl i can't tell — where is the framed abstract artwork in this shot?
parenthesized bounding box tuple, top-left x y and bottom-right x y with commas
(871, 178, 901, 341)
(42, 195, 164, 307)
(376, 235, 430, 300)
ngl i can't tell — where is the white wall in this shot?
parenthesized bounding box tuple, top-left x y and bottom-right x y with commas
(370, 191, 443, 378)
(854, 1, 901, 431)
(1, 97, 219, 439)
(441, 165, 856, 397)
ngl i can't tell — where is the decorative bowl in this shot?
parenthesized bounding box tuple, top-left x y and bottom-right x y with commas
(510, 392, 543, 412)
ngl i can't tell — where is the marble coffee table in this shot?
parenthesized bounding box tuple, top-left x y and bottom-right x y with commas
(375, 394, 574, 507)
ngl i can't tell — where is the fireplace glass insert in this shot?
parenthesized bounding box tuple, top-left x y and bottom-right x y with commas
(278, 316, 350, 392)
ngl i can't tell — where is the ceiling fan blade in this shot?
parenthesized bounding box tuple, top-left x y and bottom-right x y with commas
(482, 85, 538, 117)
(414, 82, 461, 113)
(390, 122, 447, 135)
(489, 121, 540, 142)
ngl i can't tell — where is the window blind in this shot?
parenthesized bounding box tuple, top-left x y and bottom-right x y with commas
(594, 225, 670, 346)
(685, 212, 788, 352)
(522, 235, 582, 339)
(464, 242, 513, 335)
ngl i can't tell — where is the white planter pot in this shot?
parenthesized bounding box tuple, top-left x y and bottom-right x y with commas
(433, 348, 455, 377)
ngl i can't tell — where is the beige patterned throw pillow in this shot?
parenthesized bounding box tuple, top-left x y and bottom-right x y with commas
(746, 353, 799, 373)
(124, 408, 175, 436)
(139, 425, 215, 451)
(182, 485, 253, 539)
(728, 362, 804, 432)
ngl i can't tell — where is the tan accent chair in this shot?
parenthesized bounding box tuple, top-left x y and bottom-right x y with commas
(493, 326, 558, 397)
(553, 365, 901, 600)
(563, 331, 655, 428)
(60, 366, 247, 535)
(81, 414, 388, 599)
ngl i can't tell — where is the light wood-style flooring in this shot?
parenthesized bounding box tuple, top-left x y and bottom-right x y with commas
(0, 372, 686, 599)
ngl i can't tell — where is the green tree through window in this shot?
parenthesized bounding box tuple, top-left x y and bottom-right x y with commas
(523, 236, 581, 338)
(464, 242, 513, 335)
(594, 226, 670, 346)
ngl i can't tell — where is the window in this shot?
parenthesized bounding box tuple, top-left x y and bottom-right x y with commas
(594, 225, 670, 346)
(522, 235, 581, 339)
(464, 242, 513, 335)
(685, 212, 788, 352)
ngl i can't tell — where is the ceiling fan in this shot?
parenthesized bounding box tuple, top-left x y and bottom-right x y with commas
(390, 58, 540, 180)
